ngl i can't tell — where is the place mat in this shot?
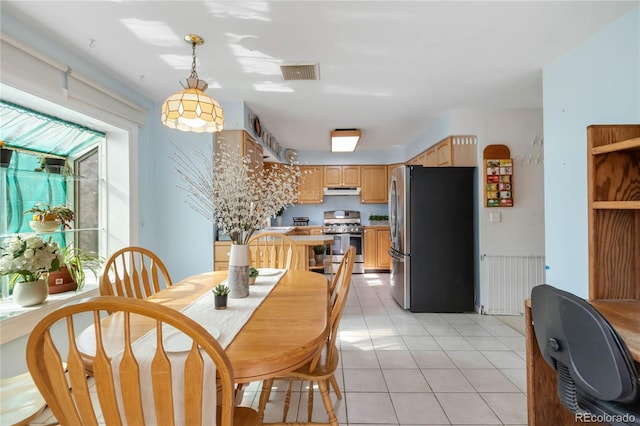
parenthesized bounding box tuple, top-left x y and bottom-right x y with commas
(111, 269, 286, 425)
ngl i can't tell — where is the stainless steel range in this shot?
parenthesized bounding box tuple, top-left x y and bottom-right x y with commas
(323, 210, 364, 274)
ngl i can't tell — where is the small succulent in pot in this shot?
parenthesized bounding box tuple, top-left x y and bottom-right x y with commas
(213, 284, 230, 310)
(249, 267, 259, 285)
(213, 284, 230, 296)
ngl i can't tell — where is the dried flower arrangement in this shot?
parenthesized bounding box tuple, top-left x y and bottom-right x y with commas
(172, 140, 302, 245)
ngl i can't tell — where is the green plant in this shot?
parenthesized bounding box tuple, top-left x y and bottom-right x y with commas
(24, 203, 75, 229)
(213, 284, 230, 296)
(60, 245, 103, 289)
(369, 215, 388, 221)
(33, 156, 73, 175)
(313, 245, 325, 255)
(249, 267, 259, 278)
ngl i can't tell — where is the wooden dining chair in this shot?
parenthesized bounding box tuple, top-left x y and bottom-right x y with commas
(257, 246, 356, 425)
(0, 371, 47, 426)
(247, 232, 300, 270)
(100, 246, 173, 300)
(26, 296, 259, 426)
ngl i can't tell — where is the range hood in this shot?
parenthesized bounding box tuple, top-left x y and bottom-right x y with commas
(323, 187, 361, 196)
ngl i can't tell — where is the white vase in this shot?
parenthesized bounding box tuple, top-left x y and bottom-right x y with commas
(276, 216, 282, 227)
(228, 244, 250, 298)
(13, 280, 48, 307)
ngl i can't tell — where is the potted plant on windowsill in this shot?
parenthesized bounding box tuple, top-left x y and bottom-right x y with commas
(0, 234, 62, 307)
(0, 140, 12, 168)
(213, 284, 230, 310)
(47, 245, 103, 294)
(24, 203, 75, 233)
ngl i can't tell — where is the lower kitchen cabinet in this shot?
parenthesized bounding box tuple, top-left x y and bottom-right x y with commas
(364, 226, 391, 271)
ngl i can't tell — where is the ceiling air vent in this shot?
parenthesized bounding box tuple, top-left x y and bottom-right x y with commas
(280, 62, 319, 81)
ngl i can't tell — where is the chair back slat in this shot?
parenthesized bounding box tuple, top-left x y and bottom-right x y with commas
(42, 331, 85, 424)
(248, 232, 300, 270)
(92, 314, 122, 425)
(184, 347, 206, 425)
(120, 312, 145, 424)
(151, 326, 175, 423)
(65, 317, 99, 425)
(100, 247, 173, 307)
(26, 296, 239, 425)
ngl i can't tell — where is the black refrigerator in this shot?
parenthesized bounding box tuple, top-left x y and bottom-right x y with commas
(388, 165, 476, 312)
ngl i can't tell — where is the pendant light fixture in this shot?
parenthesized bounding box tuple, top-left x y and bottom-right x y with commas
(161, 34, 224, 133)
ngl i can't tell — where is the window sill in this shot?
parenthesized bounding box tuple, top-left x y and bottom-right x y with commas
(0, 282, 99, 345)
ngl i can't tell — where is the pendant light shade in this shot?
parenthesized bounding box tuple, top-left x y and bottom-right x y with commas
(161, 35, 224, 133)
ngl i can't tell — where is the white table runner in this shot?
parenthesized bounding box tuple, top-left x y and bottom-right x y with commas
(110, 270, 286, 425)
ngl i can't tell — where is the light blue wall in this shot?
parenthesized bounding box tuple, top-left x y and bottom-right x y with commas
(542, 7, 640, 297)
(403, 113, 452, 160)
(279, 198, 388, 227)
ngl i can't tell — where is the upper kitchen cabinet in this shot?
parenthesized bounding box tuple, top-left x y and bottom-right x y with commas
(436, 139, 451, 166)
(406, 135, 477, 167)
(361, 165, 388, 203)
(324, 165, 361, 187)
(216, 129, 263, 171)
(297, 165, 323, 204)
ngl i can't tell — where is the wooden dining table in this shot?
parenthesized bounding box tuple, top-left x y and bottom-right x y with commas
(79, 270, 329, 384)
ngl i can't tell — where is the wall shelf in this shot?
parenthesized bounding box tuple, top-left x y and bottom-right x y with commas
(591, 136, 640, 154)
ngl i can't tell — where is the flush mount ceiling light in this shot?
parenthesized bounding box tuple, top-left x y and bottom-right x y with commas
(330, 129, 361, 152)
(161, 34, 224, 133)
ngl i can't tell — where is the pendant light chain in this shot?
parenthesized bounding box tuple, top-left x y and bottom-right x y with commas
(190, 41, 199, 80)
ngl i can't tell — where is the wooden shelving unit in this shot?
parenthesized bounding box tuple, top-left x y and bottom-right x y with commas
(526, 124, 640, 426)
(587, 124, 640, 301)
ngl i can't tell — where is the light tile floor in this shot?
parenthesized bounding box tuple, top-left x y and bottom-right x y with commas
(32, 272, 528, 425)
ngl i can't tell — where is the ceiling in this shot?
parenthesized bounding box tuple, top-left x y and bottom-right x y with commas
(2, 1, 637, 153)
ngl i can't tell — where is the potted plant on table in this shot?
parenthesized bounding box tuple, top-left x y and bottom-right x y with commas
(213, 284, 230, 310)
(24, 203, 75, 233)
(249, 267, 259, 285)
(47, 245, 103, 294)
(0, 234, 62, 306)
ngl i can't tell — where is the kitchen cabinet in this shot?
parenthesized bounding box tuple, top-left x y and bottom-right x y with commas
(297, 166, 323, 204)
(360, 165, 388, 203)
(405, 135, 477, 168)
(216, 129, 263, 171)
(213, 241, 232, 271)
(436, 138, 451, 166)
(323, 165, 360, 187)
(425, 147, 437, 166)
(364, 226, 391, 271)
